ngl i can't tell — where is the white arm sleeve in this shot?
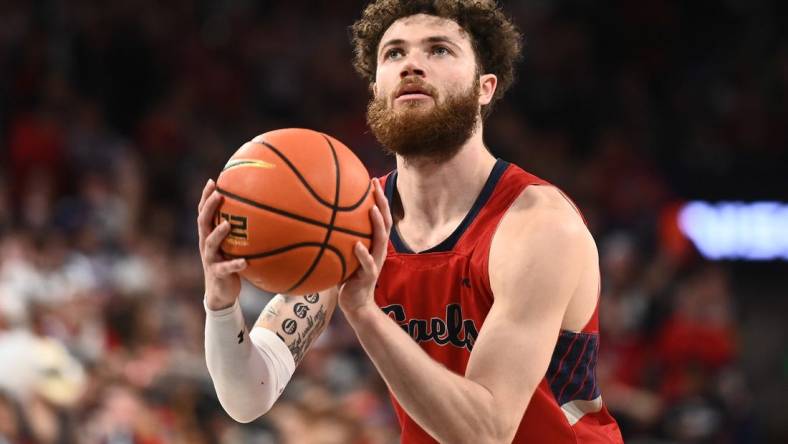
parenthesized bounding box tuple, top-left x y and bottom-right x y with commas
(204, 298, 295, 423)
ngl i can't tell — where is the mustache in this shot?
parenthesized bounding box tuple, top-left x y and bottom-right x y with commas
(392, 78, 438, 100)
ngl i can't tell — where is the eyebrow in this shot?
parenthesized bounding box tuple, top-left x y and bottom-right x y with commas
(379, 35, 463, 56)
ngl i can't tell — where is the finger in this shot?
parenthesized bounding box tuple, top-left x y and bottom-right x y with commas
(370, 205, 388, 266)
(372, 178, 392, 232)
(197, 179, 216, 214)
(204, 220, 231, 260)
(354, 241, 376, 276)
(198, 191, 223, 243)
(211, 258, 247, 278)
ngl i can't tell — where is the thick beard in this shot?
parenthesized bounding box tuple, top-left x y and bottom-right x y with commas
(367, 78, 480, 164)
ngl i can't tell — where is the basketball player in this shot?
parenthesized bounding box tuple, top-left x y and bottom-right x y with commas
(200, 1, 623, 442)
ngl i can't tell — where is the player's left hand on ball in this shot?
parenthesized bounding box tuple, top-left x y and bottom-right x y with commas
(198, 179, 248, 310)
(338, 178, 392, 314)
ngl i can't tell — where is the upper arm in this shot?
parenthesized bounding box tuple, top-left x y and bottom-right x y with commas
(253, 287, 339, 366)
(465, 186, 596, 439)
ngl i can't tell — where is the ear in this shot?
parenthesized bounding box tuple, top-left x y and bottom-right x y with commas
(370, 82, 378, 98)
(478, 74, 497, 106)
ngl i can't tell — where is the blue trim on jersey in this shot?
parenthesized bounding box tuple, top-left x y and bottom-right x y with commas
(384, 158, 510, 254)
(547, 330, 601, 406)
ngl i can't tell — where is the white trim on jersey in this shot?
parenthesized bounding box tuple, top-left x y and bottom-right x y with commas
(561, 395, 604, 426)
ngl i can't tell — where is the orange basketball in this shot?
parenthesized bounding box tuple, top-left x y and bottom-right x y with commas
(214, 128, 374, 295)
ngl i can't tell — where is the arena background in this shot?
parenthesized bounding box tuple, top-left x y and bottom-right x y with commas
(1, 0, 787, 443)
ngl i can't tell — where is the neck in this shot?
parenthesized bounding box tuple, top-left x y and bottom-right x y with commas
(394, 121, 497, 229)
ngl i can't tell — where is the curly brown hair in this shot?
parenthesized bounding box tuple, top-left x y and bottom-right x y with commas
(350, 0, 523, 117)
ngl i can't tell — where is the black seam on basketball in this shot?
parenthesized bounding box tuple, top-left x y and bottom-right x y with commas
(321, 135, 344, 280)
(252, 140, 369, 212)
(324, 242, 346, 285)
(223, 243, 346, 291)
(225, 244, 347, 281)
(285, 135, 342, 293)
(223, 242, 325, 259)
(346, 181, 372, 211)
(215, 186, 372, 239)
(314, 242, 346, 283)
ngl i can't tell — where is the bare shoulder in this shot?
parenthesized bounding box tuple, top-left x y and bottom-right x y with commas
(489, 185, 596, 285)
(487, 184, 600, 331)
(498, 185, 591, 245)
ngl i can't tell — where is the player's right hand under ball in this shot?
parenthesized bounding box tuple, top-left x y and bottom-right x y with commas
(198, 178, 248, 310)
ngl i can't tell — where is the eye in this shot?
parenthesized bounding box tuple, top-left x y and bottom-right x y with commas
(431, 45, 451, 56)
(385, 48, 404, 60)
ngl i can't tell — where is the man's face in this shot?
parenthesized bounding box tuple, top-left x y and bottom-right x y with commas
(366, 14, 492, 162)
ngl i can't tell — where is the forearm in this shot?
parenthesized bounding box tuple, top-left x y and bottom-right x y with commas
(204, 298, 295, 422)
(345, 303, 502, 443)
(253, 291, 337, 366)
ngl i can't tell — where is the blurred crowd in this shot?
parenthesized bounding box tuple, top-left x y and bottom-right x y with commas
(1, 0, 786, 443)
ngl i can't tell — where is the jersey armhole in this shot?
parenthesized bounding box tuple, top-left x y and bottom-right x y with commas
(550, 185, 600, 332)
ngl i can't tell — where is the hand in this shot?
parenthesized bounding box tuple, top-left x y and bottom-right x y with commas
(338, 178, 393, 316)
(198, 179, 248, 310)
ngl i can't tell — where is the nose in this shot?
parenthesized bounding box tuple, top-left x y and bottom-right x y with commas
(400, 60, 425, 79)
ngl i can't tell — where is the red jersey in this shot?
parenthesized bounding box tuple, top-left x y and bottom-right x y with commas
(374, 159, 623, 443)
